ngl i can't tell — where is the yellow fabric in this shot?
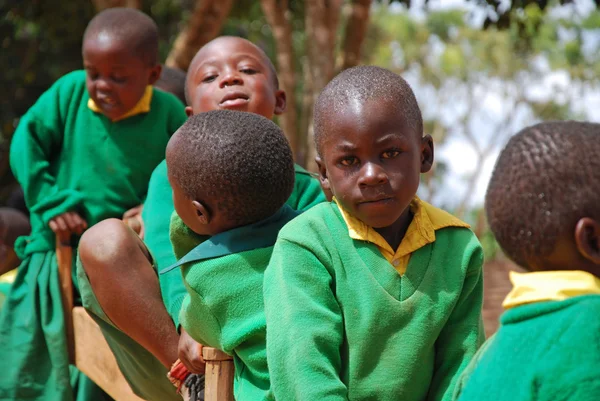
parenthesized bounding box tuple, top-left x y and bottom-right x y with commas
(503, 270, 600, 309)
(335, 197, 470, 275)
(0, 269, 16, 284)
(87, 85, 153, 122)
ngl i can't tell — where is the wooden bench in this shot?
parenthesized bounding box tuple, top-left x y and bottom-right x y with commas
(56, 235, 234, 401)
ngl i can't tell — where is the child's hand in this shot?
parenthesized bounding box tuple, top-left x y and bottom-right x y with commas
(49, 212, 87, 237)
(123, 204, 144, 239)
(178, 328, 206, 375)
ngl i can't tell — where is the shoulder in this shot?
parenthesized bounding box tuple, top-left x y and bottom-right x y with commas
(280, 202, 337, 237)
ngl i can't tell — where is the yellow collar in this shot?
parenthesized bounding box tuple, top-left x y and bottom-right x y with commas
(87, 85, 153, 122)
(335, 197, 469, 274)
(503, 270, 600, 309)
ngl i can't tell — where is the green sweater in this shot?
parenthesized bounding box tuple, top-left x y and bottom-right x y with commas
(10, 70, 186, 256)
(147, 161, 325, 328)
(263, 202, 485, 401)
(453, 295, 600, 401)
(166, 206, 300, 401)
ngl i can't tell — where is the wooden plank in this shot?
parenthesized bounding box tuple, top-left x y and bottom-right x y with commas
(73, 307, 146, 401)
(203, 347, 234, 401)
(56, 234, 75, 364)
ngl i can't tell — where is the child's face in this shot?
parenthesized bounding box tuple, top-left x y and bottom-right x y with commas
(317, 98, 433, 230)
(83, 34, 161, 121)
(185, 37, 285, 119)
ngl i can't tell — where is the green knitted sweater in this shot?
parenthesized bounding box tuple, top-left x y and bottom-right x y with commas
(453, 295, 600, 401)
(264, 201, 485, 401)
(167, 206, 300, 401)
(11, 70, 186, 256)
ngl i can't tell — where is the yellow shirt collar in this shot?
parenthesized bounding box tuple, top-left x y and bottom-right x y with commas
(335, 197, 470, 275)
(87, 85, 153, 122)
(503, 270, 600, 309)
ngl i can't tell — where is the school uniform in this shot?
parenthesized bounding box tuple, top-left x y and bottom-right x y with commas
(166, 205, 300, 401)
(264, 198, 485, 401)
(453, 270, 600, 401)
(0, 70, 186, 401)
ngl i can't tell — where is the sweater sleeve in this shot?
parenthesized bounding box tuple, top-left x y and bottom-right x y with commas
(10, 77, 85, 224)
(264, 238, 348, 401)
(428, 236, 485, 401)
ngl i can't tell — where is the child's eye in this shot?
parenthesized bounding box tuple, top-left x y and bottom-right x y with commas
(241, 68, 257, 75)
(86, 71, 99, 80)
(382, 150, 400, 159)
(112, 76, 127, 84)
(202, 75, 217, 83)
(340, 157, 359, 167)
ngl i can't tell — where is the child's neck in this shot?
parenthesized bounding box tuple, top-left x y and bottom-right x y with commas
(374, 208, 414, 251)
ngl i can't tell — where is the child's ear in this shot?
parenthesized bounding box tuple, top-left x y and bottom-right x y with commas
(420, 134, 434, 173)
(315, 156, 332, 195)
(575, 217, 600, 264)
(185, 106, 193, 117)
(274, 90, 286, 115)
(191, 200, 211, 226)
(148, 64, 162, 86)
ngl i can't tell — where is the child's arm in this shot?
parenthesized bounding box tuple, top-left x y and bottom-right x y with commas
(10, 79, 86, 228)
(428, 237, 485, 401)
(264, 238, 348, 401)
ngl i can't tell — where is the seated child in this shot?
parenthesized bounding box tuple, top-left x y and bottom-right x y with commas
(263, 65, 485, 401)
(453, 121, 600, 400)
(77, 36, 325, 401)
(0, 8, 186, 401)
(164, 110, 297, 401)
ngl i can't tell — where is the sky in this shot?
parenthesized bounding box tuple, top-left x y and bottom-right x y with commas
(384, 0, 600, 211)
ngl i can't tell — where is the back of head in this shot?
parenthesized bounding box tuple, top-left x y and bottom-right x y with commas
(83, 8, 159, 65)
(486, 121, 600, 268)
(313, 65, 423, 155)
(169, 110, 295, 227)
(155, 65, 187, 104)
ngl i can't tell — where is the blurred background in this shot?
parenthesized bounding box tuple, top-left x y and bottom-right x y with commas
(2, 0, 599, 334)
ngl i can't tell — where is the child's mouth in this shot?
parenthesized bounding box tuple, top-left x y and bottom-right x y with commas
(220, 92, 250, 108)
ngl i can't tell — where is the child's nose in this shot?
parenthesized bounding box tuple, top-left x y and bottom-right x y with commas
(219, 71, 243, 88)
(95, 78, 112, 92)
(358, 162, 388, 186)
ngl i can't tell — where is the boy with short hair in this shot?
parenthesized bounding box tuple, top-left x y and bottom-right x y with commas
(453, 121, 600, 401)
(165, 110, 297, 401)
(77, 36, 325, 401)
(264, 65, 485, 401)
(0, 8, 187, 401)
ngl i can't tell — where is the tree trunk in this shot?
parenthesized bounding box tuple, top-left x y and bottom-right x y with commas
(303, 0, 343, 170)
(165, 0, 234, 71)
(260, 0, 300, 159)
(92, 0, 141, 11)
(339, 0, 372, 71)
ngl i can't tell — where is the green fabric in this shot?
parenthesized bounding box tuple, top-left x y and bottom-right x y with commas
(453, 295, 600, 401)
(147, 160, 325, 328)
(263, 201, 485, 401)
(76, 257, 180, 401)
(0, 70, 186, 401)
(171, 207, 299, 401)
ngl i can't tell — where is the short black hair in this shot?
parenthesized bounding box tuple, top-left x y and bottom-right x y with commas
(83, 8, 159, 65)
(168, 110, 295, 227)
(184, 36, 279, 106)
(155, 65, 187, 104)
(486, 121, 600, 268)
(314, 65, 423, 156)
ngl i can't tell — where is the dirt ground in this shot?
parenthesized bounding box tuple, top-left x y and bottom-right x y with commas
(482, 258, 524, 337)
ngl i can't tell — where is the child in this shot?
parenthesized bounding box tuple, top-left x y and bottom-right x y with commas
(0, 8, 187, 401)
(453, 121, 600, 400)
(263, 66, 485, 401)
(165, 110, 297, 401)
(77, 36, 325, 401)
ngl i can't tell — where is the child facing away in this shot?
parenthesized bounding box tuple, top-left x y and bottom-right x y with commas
(0, 8, 187, 401)
(164, 110, 297, 401)
(76, 36, 325, 401)
(453, 121, 600, 401)
(263, 66, 486, 401)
